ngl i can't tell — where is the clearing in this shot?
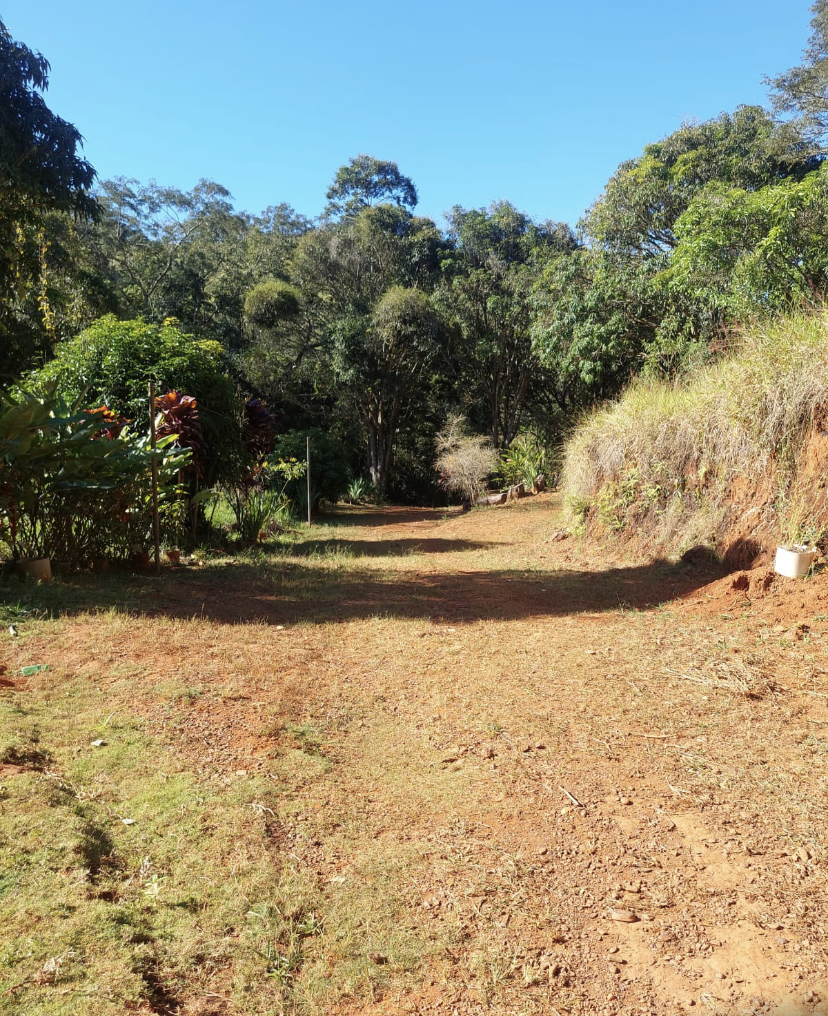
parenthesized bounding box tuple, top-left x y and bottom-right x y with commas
(1, 493, 827, 1016)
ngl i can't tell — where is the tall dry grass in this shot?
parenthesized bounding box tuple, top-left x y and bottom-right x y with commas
(562, 310, 828, 550)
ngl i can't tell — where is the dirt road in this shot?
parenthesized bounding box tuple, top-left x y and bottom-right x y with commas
(2, 493, 827, 1015)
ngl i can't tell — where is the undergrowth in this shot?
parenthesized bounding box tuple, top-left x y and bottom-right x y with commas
(562, 309, 828, 552)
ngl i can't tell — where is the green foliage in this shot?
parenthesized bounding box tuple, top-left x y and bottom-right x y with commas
(29, 316, 243, 485)
(767, 0, 828, 153)
(0, 386, 190, 563)
(243, 279, 301, 330)
(345, 477, 372, 504)
(0, 18, 97, 379)
(440, 202, 577, 446)
(325, 155, 418, 219)
(582, 106, 813, 257)
(499, 433, 549, 489)
(670, 163, 828, 315)
(222, 458, 306, 543)
(270, 430, 350, 511)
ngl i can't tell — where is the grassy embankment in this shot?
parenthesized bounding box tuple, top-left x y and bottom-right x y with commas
(563, 311, 828, 556)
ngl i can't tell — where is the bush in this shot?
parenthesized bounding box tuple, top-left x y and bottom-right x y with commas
(29, 316, 243, 486)
(0, 387, 190, 565)
(269, 429, 350, 511)
(499, 432, 550, 489)
(435, 414, 499, 503)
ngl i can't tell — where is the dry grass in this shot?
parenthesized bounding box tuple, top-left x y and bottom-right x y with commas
(1, 496, 827, 1015)
(562, 309, 828, 551)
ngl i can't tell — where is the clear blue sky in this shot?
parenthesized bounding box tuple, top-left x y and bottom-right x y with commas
(5, 0, 814, 229)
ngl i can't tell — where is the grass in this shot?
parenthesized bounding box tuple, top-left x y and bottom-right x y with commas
(562, 308, 828, 552)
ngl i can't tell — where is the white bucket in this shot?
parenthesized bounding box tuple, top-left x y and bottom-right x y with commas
(774, 545, 817, 579)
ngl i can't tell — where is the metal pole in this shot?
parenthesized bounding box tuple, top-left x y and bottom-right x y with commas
(306, 435, 312, 526)
(149, 382, 161, 574)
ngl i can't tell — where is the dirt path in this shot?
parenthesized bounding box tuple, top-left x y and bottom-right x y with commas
(3, 494, 828, 1015)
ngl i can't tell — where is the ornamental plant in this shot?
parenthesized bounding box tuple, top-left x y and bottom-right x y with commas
(0, 386, 190, 565)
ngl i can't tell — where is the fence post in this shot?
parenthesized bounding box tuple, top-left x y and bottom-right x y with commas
(306, 435, 312, 526)
(149, 382, 161, 574)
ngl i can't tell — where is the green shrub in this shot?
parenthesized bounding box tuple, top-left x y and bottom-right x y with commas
(499, 433, 550, 489)
(0, 386, 190, 564)
(269, 430, 350, 511)
(28, 316, 243, 485)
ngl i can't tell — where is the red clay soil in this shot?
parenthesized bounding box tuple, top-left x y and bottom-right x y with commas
(5, 492, 828, 1016)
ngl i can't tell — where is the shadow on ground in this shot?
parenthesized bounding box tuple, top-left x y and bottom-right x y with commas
(1, 554, 724, 627)
(293, 538, 501, 557)
(319, 506, 455, 528)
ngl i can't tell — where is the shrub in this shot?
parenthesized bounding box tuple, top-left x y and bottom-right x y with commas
(222, 459, 306, 543)
(499, 432, 550, 489)
(435, 414, 499, 503)
(269, 429, 350, 511)
(0, 387, 190, 564)
(29, 316, 243, 485)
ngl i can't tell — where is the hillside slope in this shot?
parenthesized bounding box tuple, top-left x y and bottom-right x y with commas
(563, 311, 828, 569)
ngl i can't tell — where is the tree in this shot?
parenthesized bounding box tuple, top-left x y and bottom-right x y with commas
(439, 201, 577, 447)
(531, 248, 662, 407)
(768, 1, 828, 152)
(340, 285, 446, 493)
(29, 316, 244, 485)
(583, 107, 814, 258)
(669, 164, 828, 313)
(0, 18, 96, 378)
(325, 155, 418, 218)
(244, 200, 448, 494)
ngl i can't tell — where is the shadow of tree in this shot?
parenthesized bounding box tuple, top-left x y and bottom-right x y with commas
(319, 506, 455, 528)
(293, 538, 500, 557)
(4, 553, 724, 627)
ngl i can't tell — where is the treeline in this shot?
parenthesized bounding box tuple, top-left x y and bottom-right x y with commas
(4, 4, 828, 503)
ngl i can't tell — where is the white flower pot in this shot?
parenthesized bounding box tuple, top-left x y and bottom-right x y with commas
(774, 545, 817, 579)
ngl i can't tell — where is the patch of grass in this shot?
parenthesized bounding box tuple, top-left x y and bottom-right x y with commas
(562, 308, 828, 551)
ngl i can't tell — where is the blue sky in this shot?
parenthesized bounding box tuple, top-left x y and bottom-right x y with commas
(5, 1, 814, 229)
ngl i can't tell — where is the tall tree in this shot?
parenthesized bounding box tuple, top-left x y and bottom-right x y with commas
(768, 1, 828, 153)
(324, 155, 418, 219)
(583, 106, 814, 258)
(439, 201, 577, 447)
(0, 17, 96, 378)
(246, 198, 447, 493)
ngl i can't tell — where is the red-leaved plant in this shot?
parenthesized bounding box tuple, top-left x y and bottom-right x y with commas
(243, 398, 277, 460)
(84, 405, 127, 440)
(155, 391, 205, 477)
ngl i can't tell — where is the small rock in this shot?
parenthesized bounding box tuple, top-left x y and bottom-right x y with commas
(609, 908, 638, 923)
(537, 846, 548, 856)
(367, 951, 388, 965)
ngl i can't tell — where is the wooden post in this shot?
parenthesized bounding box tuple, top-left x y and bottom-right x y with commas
(306, 435, 312, 526)
(149, 382, 161, 574)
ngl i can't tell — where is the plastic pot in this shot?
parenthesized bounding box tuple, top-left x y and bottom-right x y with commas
(774, 545, 817, 579)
